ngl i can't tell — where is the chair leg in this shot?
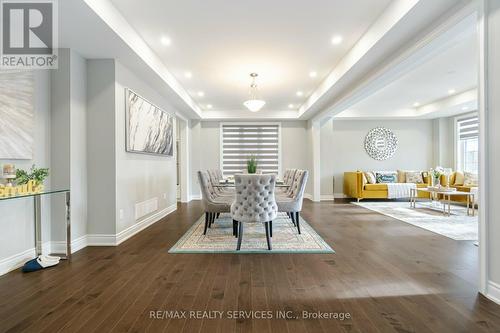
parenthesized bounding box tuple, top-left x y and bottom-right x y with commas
(216, 213, 220, 218)
(233, 220, 238, 237)
(290, 212, 296, 226)
(296, 212, 301, 234)
(203, 212, 209, 235)
(269, 221, 273, 237)
(265, 222, 272, 250)
(237, 222, 243, 250)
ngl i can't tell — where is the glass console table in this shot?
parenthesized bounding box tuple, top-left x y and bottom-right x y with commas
(0, 189, 71, 260)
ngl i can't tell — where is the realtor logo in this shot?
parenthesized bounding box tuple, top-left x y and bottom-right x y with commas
(1, 0, 58, 69)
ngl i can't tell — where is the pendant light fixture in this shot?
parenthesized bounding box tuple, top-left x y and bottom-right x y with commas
(243, 73, 265, 112)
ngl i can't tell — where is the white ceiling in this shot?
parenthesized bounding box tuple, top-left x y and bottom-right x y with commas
(336, 22, 478, 119)
(108, 0, 392, 113)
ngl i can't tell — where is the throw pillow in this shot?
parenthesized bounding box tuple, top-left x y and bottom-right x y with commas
(397, 170, 406, 183)
(454, 172, 465, 185)
(364, 171, 376, 184)
(464, 172, 478, 186)
(405, 171, 424, 184)
(376, 172, 397, 183)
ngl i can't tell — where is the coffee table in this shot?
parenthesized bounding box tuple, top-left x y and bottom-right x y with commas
(409, 187, 476, 217)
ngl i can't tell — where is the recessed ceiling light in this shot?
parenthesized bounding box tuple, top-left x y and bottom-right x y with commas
(184, 71, 192, 79)
(197, 91, 205, 97)
(296, 91, 304, 97)
(206, 104, 213, 109)
(331, 35, 343, 45)
(448, 89, 456, 94)
(161, 36, 171, 46)
(288, 104, 294, 108)
(309, 71, 317, 78)
(413, 102, 420, 107)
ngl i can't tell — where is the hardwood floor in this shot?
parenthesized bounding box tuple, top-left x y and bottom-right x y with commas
(1, 200, 499, 333)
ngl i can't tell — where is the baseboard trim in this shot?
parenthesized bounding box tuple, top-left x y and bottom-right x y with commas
(116, 203, 177, 245)
(189, 194, 201, 201)
(320, 194, 335, 201)
(87, 234, 116, 246)
(51, 235, 89, 254)
(486, 280, 500, 305)
(0, 248, 35, 276)
(304, 193, 313, 200)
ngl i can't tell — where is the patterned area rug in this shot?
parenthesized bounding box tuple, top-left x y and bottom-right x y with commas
(169, 213, 334, 253)
(354, 201, 478, 241)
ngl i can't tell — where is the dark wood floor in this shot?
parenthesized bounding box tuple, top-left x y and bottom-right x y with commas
(1, 200, 499, 333)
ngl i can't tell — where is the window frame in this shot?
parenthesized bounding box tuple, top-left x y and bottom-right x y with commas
(219, 122, 282, 178)
(454, 112, 479, 173)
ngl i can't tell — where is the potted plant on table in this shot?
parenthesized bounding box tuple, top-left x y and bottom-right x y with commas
(15, 165, 49, 188)
(247, 156, 257, 174)
(430, 167, 444, 187)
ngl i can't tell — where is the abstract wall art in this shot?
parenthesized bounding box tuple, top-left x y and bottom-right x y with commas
(364, 127, 398, 161)
(126, 89, 174, 156)
(0, 71, 35, 160)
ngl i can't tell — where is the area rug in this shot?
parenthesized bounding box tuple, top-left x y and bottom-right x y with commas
(353, 201, 478, 241)
(169, 212, 334, 253)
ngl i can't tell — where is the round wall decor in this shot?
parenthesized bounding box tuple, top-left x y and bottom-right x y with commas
(364, 127, 398, 160)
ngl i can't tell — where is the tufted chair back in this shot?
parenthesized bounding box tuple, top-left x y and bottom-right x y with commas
(289, 170, 308, 200)
(286, 169, 298, 195)
(231, 174, 278, 223)
(197, 171, 219, 203)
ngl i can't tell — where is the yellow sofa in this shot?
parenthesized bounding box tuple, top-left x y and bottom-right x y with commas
(344, 172, 430, 201)
(344, 171, 477, 203)
(437, 172, 478, 203)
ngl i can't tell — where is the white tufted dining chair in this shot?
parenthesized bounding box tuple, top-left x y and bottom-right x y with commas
(231, 174, 278, 250)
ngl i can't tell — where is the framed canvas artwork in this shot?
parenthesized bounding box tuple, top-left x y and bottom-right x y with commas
(0, 71, 34, 160)
(126, 88, 174, 156)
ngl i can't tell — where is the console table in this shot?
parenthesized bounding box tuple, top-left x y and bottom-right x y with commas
(0, 189, 71, 260)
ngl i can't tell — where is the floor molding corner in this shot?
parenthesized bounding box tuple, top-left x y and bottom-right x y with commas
(116, 203, 177, 245)
(487, 280, 500, 305)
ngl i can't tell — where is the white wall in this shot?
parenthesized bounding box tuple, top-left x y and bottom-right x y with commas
(485, 0, 500, 300)
(87, 59, 117, 235)
(433, 116, 455, 169)
(114, 61, 178, 234)
(190, 120, 309, 198)
(0, 71, 51, 269)
(320, 118, 435, 196)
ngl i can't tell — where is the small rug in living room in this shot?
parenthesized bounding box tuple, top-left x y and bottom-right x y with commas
(354, 201, 478, 241)
(169, 212, 334, 253)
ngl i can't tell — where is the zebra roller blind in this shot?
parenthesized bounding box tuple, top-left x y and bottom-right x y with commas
(457, 115, 479, 140)
(221, 124, 280, 176)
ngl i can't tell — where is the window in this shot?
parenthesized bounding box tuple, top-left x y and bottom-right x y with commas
(456, 115, 479, 174)
(221, 123, 280, 177)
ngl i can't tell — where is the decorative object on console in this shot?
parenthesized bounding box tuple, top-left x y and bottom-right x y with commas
(126, 88, 174, 156)
(0, 71, 35, 160)
(364, 127, 398, 161)
(2, 164, 16, 186)
(376, 171, 397, 183)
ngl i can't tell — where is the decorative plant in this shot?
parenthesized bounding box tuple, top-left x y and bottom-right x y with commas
(15, 165, 49, 186)
(430, 166, 444, 186)
(247, 156, 257, 174)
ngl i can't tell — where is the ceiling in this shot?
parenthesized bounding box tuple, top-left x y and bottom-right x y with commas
(336, 22, 478, 119)
(108, 0, 393, 113)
